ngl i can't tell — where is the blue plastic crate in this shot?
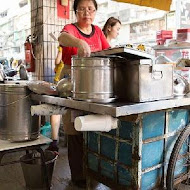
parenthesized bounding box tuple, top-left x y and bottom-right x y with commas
(85, 109, 190, 190)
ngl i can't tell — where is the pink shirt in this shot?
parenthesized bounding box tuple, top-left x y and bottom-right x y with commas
(61, 24, 110, 65)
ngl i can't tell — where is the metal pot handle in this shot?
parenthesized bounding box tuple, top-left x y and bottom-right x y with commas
(151, 65, 163, 80)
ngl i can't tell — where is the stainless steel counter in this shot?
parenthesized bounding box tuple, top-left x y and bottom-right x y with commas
(0, 135, 52, 152)
(31, 94, 190, 117)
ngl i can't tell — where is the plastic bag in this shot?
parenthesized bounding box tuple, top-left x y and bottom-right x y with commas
(27, 81, 58, 96)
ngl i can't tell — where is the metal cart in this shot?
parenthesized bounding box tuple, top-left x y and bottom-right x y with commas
(32, 94, 190, 190)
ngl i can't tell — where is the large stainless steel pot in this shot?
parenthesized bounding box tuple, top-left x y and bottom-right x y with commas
(0, 84, 40, 141)
(71, 57, 114, 103)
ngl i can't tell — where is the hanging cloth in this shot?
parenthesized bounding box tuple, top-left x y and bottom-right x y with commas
(112, 0, 172, 11)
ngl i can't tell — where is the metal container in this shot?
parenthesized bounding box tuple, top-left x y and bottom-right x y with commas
(114, 59, 174, 102)
(0, 84, 40, 141)
(154, 45, 190, 62)
(71, 57, 114, 103)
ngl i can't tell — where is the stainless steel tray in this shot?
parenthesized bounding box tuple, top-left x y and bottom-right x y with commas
(91, 46, 154, 60)
(72, 97, 116, 103)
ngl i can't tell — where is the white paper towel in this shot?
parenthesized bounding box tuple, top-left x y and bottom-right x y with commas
(74, 115, 118, 132)
(31, 104, 66, 116)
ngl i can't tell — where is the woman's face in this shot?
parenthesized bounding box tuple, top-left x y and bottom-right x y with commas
(76, 0, 96, 26)
(109, 22, 121, 40)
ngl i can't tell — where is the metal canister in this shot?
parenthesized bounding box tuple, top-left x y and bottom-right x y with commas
(71, 57, 114, 103)
(0, 84, 39, 141)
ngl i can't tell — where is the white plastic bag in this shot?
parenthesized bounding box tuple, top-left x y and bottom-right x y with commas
(27, 80, 58, 96)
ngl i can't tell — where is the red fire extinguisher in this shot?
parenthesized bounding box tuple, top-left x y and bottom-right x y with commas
(24, 35, 35, 72)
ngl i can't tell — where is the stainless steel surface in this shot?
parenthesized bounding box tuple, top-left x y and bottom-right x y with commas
(154, 45, 190, 50)
(114, 59, 174, 102)
(0, 64, 5, 81)
(174, 73, 189, 96)
(154, 45, 190, 62)
(154, 54, 173, 64)
(91, 46, 154, 60)
(85, 97, 116, 103)
(31, 93, 190, 117)
(72, 57, 114, 102)
(0, 135, 51, 151)
(4, 80, 29, 85)
(56, 78, 72, 97)
(0, 84, 40, 141)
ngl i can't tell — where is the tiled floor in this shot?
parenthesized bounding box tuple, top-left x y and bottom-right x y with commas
(0, 137, 111, 190)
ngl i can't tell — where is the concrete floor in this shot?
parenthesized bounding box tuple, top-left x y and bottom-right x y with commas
(52, 143, 111, 190)
(0, 139, 189, 190)
(0, 137, 111, 190)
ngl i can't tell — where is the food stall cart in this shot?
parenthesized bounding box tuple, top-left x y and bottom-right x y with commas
(28, 42, 189, 190)
(31, 93, 190, 190)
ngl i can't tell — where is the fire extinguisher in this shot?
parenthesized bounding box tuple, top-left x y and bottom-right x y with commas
(24, 35, 35, 72)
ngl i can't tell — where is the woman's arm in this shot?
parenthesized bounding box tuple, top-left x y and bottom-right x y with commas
(58, 32, 81, 47)
(58, 32, 91, 57)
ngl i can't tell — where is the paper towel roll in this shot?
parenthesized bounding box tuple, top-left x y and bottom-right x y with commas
(74, 115, 118, 132)
(31, 104, 66, 116)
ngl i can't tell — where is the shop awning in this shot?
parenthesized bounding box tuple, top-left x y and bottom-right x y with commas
(112, 0, 172, 11)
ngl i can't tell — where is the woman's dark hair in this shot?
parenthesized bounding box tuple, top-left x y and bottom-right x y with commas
(102, 17, 121, 37)
(73, 0, 98, 14)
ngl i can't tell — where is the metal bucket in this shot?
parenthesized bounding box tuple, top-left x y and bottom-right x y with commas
(71, 57, 114, 103)
(20, 150, 58, 189)
(0, 84, 40, 141)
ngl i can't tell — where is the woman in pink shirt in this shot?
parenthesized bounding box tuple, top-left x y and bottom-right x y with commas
(58, 1, 110, 65)
(58, 0, 110, 188)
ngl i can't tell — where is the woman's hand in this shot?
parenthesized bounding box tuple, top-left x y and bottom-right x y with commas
(77, 39, 91, 57)
(58, 32, 91, 57)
